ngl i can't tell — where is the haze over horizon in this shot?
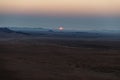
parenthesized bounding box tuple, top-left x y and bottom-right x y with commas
(0, 0, 120, 31)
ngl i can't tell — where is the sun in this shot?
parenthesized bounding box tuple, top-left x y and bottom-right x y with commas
(59, 27, 64, 31)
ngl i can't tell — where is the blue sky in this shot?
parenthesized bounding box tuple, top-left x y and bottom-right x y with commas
(0, 15, 120, 31)
(0, 0, 120, 31)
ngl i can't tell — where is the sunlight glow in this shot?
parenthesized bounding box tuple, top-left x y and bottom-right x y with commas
(59, 27, 64, 31)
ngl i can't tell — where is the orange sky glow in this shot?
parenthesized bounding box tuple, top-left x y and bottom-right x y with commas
(0, 0, 120, 16)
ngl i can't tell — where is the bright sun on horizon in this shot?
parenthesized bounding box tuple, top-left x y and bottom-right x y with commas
(59, 27, 64, 31)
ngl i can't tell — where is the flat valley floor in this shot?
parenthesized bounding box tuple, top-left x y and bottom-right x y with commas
(0, 38, 120, 80)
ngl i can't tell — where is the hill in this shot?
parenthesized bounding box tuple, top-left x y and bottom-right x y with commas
(0, 27, 30, 38)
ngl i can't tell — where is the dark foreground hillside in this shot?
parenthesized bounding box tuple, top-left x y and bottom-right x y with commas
(0, 39, 120, 80)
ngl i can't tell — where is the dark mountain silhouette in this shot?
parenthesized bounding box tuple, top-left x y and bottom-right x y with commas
(0, 27, 119, 40)
(48, 30, 54, 32)
(0, 28, 14, 33)
(0, 27, 30, 38)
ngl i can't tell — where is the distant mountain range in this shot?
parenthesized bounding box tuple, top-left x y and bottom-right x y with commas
(9, 27, 50, 32)
(0, 27, 119, 40)
(0, 27, 30, 38)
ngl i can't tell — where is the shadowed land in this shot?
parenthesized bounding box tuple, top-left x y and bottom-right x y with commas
(0, 58, 19, 80)
(0, 39, 120, 80)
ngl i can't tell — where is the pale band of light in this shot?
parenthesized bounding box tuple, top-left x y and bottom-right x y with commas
(0, 0, 120, 16)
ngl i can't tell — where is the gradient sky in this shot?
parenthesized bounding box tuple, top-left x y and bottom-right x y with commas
(0, 0, 120, 30)
(0, 0, 120, 16)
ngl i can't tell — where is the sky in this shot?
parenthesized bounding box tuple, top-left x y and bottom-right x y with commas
(0, 0, 120, 16)
(0, 0, 120, 30)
